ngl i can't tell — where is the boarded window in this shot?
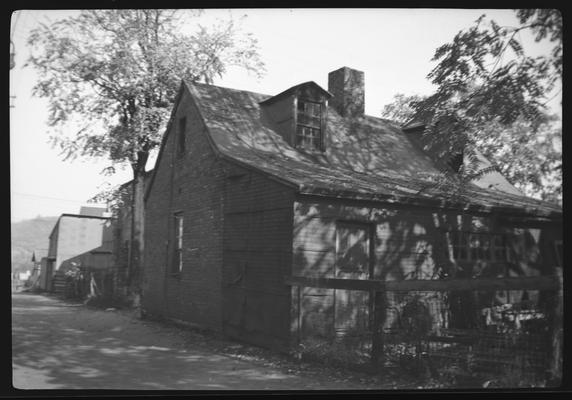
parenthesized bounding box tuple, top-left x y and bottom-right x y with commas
(296, 99, 322, 151)
(172, 212, 184, 273)
(177, 117, 187, 157)
(335, 222, 371, 276)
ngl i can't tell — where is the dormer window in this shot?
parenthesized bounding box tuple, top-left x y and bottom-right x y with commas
(296, 100, 322, 151)
(258, 81, 331, 152)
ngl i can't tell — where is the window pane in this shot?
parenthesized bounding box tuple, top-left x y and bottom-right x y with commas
(296, 124, 321, 151)
(298, 114, 320, 128)
(480, 235, 490, 260)
(310, 102, 321, 116)
(311, 137, 320, 149)
(173, 214, 184, 273)
(177, 217, 183, 249)
(336, 223, 370, 275)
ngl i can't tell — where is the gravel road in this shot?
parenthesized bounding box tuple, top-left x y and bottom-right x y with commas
(12, 292, 401, 390)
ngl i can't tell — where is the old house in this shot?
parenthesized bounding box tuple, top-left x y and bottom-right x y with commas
(142, 67, 562, 354)
(40, 210, 113, 294)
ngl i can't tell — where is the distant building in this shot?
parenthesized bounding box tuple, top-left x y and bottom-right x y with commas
(39, 213, 113, 294)
(79, 205, 110, 218)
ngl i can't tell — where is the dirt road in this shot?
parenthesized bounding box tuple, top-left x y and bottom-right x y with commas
(12, 292, 391, 390)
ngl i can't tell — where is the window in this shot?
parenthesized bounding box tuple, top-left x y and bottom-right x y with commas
(336, 222, 371, 275)
(177, 117, 187, 157)
(172, 213, 184, 273)
(296, 99, 322, 151)
(452, 231, 509, 262)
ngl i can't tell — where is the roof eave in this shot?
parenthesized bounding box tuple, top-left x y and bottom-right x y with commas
(297, 186, 561, 220)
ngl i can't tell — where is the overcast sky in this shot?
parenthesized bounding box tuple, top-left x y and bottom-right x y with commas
(9, 8, 561, 222)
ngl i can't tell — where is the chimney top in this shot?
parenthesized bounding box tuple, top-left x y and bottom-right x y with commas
(328, 67, 365, 118)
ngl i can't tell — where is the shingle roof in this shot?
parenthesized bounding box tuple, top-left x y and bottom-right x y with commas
(184, 81, 561, 218)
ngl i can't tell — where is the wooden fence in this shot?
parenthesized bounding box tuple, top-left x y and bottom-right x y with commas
(286, 271, 562, 382)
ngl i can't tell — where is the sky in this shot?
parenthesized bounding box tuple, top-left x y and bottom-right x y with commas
(9, 8, 562, 222)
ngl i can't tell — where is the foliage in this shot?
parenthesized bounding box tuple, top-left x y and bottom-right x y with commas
(380, 93, 427, 125)
(89, 181, 132, 216)
(26, 10, 265, 296)
(26, 10, 265, 170)
(382, 9, 562, 203)
(477, 116, 561, 203)
(381, 93, 561, 203)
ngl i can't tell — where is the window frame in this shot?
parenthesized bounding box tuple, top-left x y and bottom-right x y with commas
(171, 212, 184, 274)
(451, 231, 510, 263)
(335, 221, 373, 277)
(295, 98, 324, 152)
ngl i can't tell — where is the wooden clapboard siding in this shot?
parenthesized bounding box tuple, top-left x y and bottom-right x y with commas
(300, 287, 335, 338)
(261, 93, 295, 145)
(290, 194, 561, 344)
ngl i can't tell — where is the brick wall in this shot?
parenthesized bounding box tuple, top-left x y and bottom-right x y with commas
(143, 86, 225, 331)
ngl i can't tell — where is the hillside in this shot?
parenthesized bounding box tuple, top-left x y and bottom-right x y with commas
(11, 216, 59, 273)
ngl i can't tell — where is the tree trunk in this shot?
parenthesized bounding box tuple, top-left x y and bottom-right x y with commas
(128, 166, 146, 306)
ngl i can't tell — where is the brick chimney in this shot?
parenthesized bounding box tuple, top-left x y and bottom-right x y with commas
(328, 67, 365, 118)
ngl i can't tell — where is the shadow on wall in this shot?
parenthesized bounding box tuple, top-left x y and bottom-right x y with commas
(292, 201, 548, 338)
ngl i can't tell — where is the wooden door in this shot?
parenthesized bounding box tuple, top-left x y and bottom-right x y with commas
(334, 222, 372, 337)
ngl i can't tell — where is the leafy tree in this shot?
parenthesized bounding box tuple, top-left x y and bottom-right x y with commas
(26, 10, 265, 301)
(477, 115, 561, 203)
(403, 9, 562, 198)
(380, 93, 427, 124)
(382, 93, 562, 203)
